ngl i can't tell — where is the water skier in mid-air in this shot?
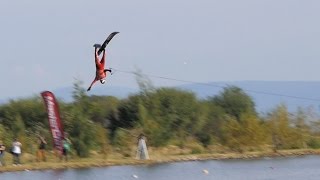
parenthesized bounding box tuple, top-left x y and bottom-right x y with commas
(87, 32, 119, 91)
(87, 44, 112, 91)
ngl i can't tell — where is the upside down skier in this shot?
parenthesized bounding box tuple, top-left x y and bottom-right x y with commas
(87, 44, 112, 91)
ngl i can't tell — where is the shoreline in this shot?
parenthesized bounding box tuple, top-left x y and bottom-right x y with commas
(1, 149, 320, 173)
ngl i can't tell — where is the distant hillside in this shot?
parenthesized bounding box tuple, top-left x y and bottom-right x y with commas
(178, 81, 320, 113)
(1, 81, 320, 113)
(53, 85, 138, 102)
(0, 86, 138, 104)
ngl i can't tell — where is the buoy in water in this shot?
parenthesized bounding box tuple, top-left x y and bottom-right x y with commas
(202, 169, 209, 174)
(132, 174, 139, 179)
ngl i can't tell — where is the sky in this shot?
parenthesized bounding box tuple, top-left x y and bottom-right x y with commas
(1, 0, 320, 100)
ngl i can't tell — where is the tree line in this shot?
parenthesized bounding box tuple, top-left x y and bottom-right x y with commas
(1, 77, 320, 158)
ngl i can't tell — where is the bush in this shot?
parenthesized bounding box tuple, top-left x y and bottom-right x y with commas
(307, 137, 320, 149)
(186, 140, 205, 154)
(112, 129, 134, 157)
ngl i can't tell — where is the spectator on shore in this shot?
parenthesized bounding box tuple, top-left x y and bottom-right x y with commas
(0, 140, 5, 166)
(37, 134, 47, 162)
(136, 133, 149, 160)
(62, 137, 71, 162)
(11, 138, 22, 166)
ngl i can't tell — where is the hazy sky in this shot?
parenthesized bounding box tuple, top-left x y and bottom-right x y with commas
(1, 0, 320, 100)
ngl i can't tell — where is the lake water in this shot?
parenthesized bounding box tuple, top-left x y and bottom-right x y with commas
(0, 155, 319, 180)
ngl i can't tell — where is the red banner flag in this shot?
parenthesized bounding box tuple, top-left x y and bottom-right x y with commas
(41, 91, 64, 153)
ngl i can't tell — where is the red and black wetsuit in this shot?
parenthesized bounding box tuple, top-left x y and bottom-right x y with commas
(87, 48, 111, 91)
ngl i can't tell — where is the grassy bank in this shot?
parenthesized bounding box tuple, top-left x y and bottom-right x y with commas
(1, 148, 320, 173)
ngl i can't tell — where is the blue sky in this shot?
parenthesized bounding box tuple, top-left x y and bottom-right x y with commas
(1, 0, 320, 100)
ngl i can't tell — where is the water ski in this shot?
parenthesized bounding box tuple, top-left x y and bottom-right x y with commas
(96, 32, 119, 55)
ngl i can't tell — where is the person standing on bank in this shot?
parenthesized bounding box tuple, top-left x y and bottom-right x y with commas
(62, 137, 72, 161)
(11, 138, 22, 165)
(136, 134, 149, 160)
(37, 134, 47, 162)
(0, 140, 6, 166)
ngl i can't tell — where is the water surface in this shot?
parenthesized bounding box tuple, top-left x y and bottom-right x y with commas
(0, 155, 319, 180)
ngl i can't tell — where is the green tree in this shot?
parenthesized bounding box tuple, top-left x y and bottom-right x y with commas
(221, 112, 267, 152)
(87, 95, 120, 126)
(136, 88, 203, 147)
(109, 95, 141, 139)
(65, 79, 99, 157)
(267, 104, 306, 150)
(95, 124, 110, 158)
(112, 128, 134, 157)
(292, 107, 310, 148)
(0, 124, 13, 147)
(0, 97, 47, 131)
(67, 106, 97, 157)
(195, 101, 226, 147)
(211, 86, 256, 121)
